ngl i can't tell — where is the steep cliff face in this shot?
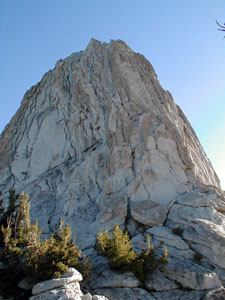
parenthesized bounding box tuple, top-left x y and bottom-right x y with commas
(1, 39, 225, 299)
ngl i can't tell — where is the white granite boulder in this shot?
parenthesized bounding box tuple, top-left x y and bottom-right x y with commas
(92, 288, 156, 300)
(164, 258, 222, 290)
(145, 270, 178, 292)
(146, 226, 195, 259)
(88, 269, 140, 289)
(166, 189, 225, 268)
(30, 282, 83, 300)
(32, 268, 83, 295)
(30, 268, 109, 300)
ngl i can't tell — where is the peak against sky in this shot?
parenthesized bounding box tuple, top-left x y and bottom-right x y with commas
(0, 0, 225, 188)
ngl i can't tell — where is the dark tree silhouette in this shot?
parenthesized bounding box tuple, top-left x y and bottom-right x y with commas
(216, 19, 225, 37)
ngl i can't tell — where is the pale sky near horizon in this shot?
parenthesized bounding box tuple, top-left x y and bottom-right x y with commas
(0, 1, 225, 188)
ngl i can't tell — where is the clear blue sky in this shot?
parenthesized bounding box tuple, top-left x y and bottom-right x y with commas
(0, 0, 225, 188)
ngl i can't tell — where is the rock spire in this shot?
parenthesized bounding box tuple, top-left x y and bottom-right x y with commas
(0, 39, 225, 299)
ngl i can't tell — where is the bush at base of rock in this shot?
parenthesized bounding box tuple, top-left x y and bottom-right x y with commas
(97, 224, 169, 282)
(0, 191, 91, 289)
(0, 189, 20, 247)
(193, 251, 203, 262)
(97, 224, 136, 270)
(132, 236, 169, 282)
(172, 227, 183, 236)
(24, 220, 91, 282)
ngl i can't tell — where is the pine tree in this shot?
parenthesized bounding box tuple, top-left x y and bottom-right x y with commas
(97, 225, 169, 283)
(0, 190, 20, 246)
(97, 224, 136, 270)
(0, 191, 91, 286)
(0, 192, 4, 216)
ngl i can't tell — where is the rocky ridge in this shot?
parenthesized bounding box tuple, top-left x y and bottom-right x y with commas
(1, 39, 225, 299)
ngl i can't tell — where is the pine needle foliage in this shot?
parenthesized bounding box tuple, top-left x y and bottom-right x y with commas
(97, 224, 136, 270)
(132, 235, 169, 282)
(24, 219, 91, 282)
(0, 191, 91, 285)
(0, 192, 4, 216)
(0, 189, 20, 246)
(97, 225, 169, 283)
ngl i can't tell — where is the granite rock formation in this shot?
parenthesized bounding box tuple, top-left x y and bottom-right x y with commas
(30, 268, 108, 300)
(1, 39, 225, 299)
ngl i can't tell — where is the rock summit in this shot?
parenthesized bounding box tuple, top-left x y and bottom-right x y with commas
(1, 39, 225, 299)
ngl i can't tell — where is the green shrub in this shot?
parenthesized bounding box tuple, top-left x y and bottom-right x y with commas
(0, 191, 91, 285)
(0, 189, 20, 247)
(0, 192, 4, 216)
(193, 251, 203, 262)
(97, 225, 169, 283)
(24, 219, 91, 282)
(132, 235, 169, 282)
(172, 227, 183, 236)
(97, 224, 136, 270)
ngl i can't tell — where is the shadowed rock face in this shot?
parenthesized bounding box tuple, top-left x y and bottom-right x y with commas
(1, 39, 225, 299)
